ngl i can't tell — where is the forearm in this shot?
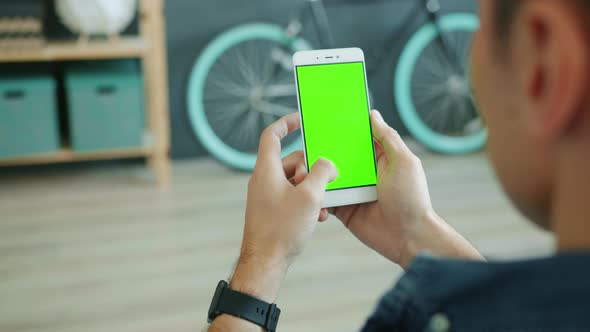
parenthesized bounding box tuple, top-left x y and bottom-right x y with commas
(208, 255, 288, 332)
(399, 210, 484, 268)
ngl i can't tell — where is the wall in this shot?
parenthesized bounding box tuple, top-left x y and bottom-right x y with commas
(165, 0, 477, 158)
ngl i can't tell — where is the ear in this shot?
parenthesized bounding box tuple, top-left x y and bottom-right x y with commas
(519, 1, 589, 141)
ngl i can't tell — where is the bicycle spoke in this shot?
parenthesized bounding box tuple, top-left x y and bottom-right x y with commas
(450, 96, 463, 133)
(416, 49, 452, 82)
(249, 111, 268, 150)
(262, 48, 279, 85)
(223, 112, 247, 147)
(217, 105, 250, 143)
(238, 47, 257, 86)
(438, 32, 463, 72)
(264, 47, 291, 85)
(206, 102, 250, 132)
(213, 48, 251, 88)
(413, 90, 441, 119)
(415, 85, 450, 133)
(458, 99, 478, 134)
(451, 102, 464, 133)
(422, 93, 450, 131)
(408, 27, 482, 136)
(236, 108, 263, 150)
(435, 95, 456, 132)
(203, 87, 249, 103)
(200, 35, 300, 153)
(205, 75, 251, 110)
(219, 41, 256, 87)
(413, 79, 449, 97)
(232, 110, 252, 148)
(258, 41, 276, 78)
(206, 64, 253, 95)
(244, 41, 267, 85)
(262, 84, 297, 98)
(439, 94, 458, 132)
(431, 40, 456, 75)
(454, 31, 472, 67)
(252, 99, 297, 117)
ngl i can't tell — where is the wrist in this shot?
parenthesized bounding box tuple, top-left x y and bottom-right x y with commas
(399, 209, 484, 268)
(398, 209, 442, 268)
(230, 253, 290, 303)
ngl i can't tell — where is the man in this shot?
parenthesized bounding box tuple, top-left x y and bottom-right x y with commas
(209, 0, 590, 330)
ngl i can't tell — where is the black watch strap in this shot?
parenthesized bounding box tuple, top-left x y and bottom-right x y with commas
(208, 280, 281, 332)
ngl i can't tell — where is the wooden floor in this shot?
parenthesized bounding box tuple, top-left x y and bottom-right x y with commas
(0, 149, 554, 332)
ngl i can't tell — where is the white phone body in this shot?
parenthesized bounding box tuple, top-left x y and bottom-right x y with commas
(292, 48, 378, 208)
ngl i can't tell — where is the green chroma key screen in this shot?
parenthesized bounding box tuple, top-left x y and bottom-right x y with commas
(296, 62, 377, 191)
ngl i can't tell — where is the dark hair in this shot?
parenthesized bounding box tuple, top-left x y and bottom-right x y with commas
(495, 0, 590, 40)
(494, 0, 522, 40)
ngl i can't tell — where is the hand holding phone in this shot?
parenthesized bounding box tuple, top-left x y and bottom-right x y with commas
(284, 110, 478, 268)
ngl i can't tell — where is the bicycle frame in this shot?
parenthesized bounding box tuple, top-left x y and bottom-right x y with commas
(286, 0, 334, 49)
(425, 0, 465, 73)
(289, 0, 463, 74)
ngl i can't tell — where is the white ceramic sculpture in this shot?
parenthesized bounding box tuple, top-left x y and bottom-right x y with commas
(55, 0, 137, 37)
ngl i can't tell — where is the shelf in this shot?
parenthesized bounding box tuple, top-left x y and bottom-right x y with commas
(0, 37, 150, 63)
(0, 146, 154, 167)
(0, 0, 171, 186)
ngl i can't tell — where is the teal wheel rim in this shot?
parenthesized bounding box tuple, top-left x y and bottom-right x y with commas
(187, 23, 311, 170)
(395, 13, 487, 154)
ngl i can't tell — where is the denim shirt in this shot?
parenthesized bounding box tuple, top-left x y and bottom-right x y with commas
(360, 253, 590, 332)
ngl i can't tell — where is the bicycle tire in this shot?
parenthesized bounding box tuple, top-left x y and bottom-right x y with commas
(187, 23, 311, 171)
(394, 13, 487, 154)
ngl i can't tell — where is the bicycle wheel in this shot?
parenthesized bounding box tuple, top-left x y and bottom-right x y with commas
(394, 13, 486, 154)
(187, 23, 312, 171)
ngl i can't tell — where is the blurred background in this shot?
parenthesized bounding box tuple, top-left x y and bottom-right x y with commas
(0, 1, 553, 331)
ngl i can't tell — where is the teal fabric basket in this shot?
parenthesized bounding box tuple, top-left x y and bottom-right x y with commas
(65, 60, 145, 152)
(0, 75, 60, 158)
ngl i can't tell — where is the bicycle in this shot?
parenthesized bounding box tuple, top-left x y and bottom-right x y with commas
(187, 0, 486, 171)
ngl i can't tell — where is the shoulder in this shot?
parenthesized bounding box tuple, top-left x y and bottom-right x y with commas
(361, 253, 590, 332)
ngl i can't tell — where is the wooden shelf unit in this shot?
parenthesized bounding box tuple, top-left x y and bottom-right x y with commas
(0, 0, 171, 187)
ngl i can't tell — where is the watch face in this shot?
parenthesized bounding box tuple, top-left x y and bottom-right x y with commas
(208, 280, 228, 323)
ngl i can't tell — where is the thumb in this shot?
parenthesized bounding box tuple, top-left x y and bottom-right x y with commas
(370, 110, 410, 159)
(300, 158, 338, 192)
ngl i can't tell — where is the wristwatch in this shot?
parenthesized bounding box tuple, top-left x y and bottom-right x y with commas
(208, 280, 281, 332)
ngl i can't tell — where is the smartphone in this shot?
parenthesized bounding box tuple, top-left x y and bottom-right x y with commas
(293, 48, 378, 208)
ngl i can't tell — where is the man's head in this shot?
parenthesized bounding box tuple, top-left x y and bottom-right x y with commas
(470, 0, 590, 229)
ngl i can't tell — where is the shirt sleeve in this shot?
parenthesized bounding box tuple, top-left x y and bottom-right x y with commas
(360, 255, 434, 332)
(360, 288, 405, 331)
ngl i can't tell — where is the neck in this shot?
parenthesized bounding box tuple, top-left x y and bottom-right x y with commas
(553, 115, 590, 252)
